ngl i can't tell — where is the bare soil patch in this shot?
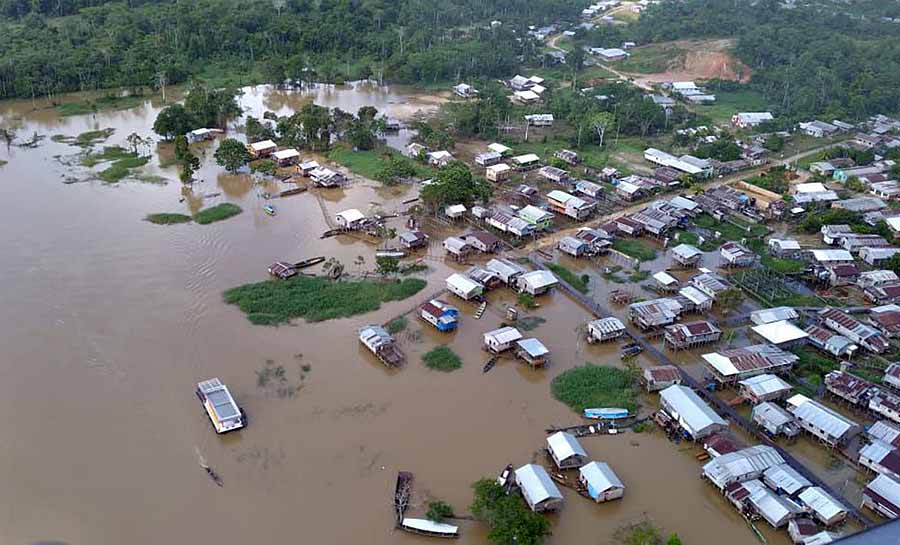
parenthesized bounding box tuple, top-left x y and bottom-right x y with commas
(629, 39, 752, 86)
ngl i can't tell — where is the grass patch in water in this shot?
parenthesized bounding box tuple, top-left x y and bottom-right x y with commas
(551, 364, 638, 413)
(193, 203, 243, 224)
(56, 94, 145, 116)
(544, 262, 589, 293)
(98, 154, 150, 182)
(628, 269, 651, 283)
(422, 346, 462, 372)
(224, 276, 427, 325)
(516, 316, 546, 332)
(386, 316, 408, 334)
(81, 146, 135, 167)
(146, 213, 192, 225)
(612, 239, 657, 261)
(74, 128, 115, 147)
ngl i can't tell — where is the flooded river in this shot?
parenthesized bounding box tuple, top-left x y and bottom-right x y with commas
(0, 85, 789, 545)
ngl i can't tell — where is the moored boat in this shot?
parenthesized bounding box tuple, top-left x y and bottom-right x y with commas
(583, 407, 630, 420)
(295, 256, 326, 269)
(399, 518, 459, 539)
(394, 471, 413, 522)
(263, 204, 276, 216)
(196, 378, 246, 434)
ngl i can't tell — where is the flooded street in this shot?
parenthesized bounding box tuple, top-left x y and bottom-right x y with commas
(0, 86, 787, 545)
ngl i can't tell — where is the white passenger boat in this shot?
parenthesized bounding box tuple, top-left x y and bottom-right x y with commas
(196, 378, 246, 434)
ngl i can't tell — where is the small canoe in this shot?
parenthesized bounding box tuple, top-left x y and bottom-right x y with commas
(295, 256, 326, 269)
(583, 408, 630, 420)
(263, 204, 277, 216)
(376, 249, 407, 259)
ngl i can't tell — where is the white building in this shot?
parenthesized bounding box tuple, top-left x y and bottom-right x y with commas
(515, 463, 564, 512)
(516, 270, 558, 295)
(446, 273, 483, 301)
(579, 462, 625, 503)
(483, 326, 523, 353)
(732, 112, 774, 128)
(702, 445, 785, 490)
(659, 384, 728, 440)
(546, 431, 589, 469)
(786, 394, 861, 447)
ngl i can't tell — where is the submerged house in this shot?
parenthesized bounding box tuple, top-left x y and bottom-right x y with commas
(862, 474, 900, 519)
(516, 463, 564, 512)
(643, 365, 682, 392)
(739, 374, 793, 403)
(247, 139, 277, 158)
(659, 384, 728, 440)
(483, 326, 523, 353)
(764, 463, 811, 497)
(752, 402, 800, 437)
(516, 338, 550, 368)
(358, 325, 404, 367)
(786, 394, 861, 447)
(664, 320, 722, 350)
(579, 462, 625, 503)
(546, 431, 589, 469)
(587, 317, 626, 343)
(485, 258, 526, 285)
(446, 273, 484, 301)
(629, 298, 683, 330)
(517, 270, 558, 295)
(335, 208, 366, 230)
(702, 344, 799, 385)
(702, 445, 785, 491)
(797, 487, 847, 526)
(804, 324, 857, 359)
(819, 307, 890, 354)
(671, 244, 704, 268)
(419, 299, 459, 332)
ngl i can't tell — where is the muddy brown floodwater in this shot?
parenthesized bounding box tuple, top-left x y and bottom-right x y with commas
(0, 84, 787, 545)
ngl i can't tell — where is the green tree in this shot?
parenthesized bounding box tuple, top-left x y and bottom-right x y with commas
(470, 479, 550, 545)
(214, 138, 252, 173)
(357, 106, 378, 125)
(346, 121, 376, 150)
(845, 176, 865, 193)
(426, 501, 454, 523)
(153, 104, 193, 140)
(246, 117, 275, 143)
(717, 287, 744, 315)
(420, 161, 491, 211)
(763, 134, 784, 152)
(179, 154, 200, 184)
(667, 533, 683, 545)
(174, 135, 190, 163)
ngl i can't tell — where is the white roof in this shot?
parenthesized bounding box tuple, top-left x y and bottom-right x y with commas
(516, 463, 563, 504)
(488, 143, 511, 154)
(445, 204, 467, 215)
(702, 445, 785, 489)
(517, 338, 549, 357)
(579, 461, 624, 492)
(519, 270, 558, 289)
(866, 474, 900, 509)
(796, 182, 828, 194)
(798, 487, 846, 521)
(514, 153, 541, 164)
(486, 163, 511, 173)
(336, 208, 365, 223)
(547, 431, 587, 461)
(429, 150, 453, 160)
(752, 401, 795, 428)
(751, 307, 799, 325)
(869, 420, 900, 445)
(189, 128, 213, 136)
(810, 249, 853, 262)
(485, 326, 523, 344)
(764, 463, 811, 495)
(486, 258, 525, 278)
(860, 440, 894, 464)
(447, 273, 482, 294)
(653, 271, 679, 286)
(678, 285, 711, 306)
(737, 112, 774, 123)
(669, 195, 699, 211)
(672, 243, 703, 259)
(401, 518, 459, 535)
(272, 148, 300, 160)
(249, 139, 277, 151)
(515, 90, 541, 101)
(588, 317, 626, 334)
(518, 205, 554, 221)
(769, 238, 802, 251)
(886, 216, 900, 232)
(530, 84, 546, 95)
(660, 385, 727, 436)
(752, 320, 809, 345)
(617, 180, 642, 194)
(786, 394, 858, 440)
(740, 374, 792, 397)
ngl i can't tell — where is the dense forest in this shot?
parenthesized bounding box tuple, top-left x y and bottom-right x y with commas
(0, 0, 578, 100)
(595, 0, 900, 121)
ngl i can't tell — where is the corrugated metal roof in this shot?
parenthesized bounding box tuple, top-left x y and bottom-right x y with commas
(588, 317, 626, 335)
(860, 440, 894, 465)
(653, 271, 679, 286)
(446, 273, 482, 294)
(750, 307, 799, 325)
(787, 395, 859, 442)
(798, 487, 846, 521)
(752, 402, 795, 428)
(517, 338, 549, 357)
(703, 344, 799, 377)
(660, 385, 726, 437)
(516, 463, 563, 504)
(811, 249, 853, 262)
(547, 431, 587, 462)
(740, 375, 793, 397)
(702, 445, 785, 489)
(672, 243, 703, 259)
(869, 421, 900, 448)
(866, 474, 900, 511)
(579, 461, 624, 493)
(484, 326, 522, 344)
(764, 463, 812, 495)
(520, 270, 558, 289)
(678, 285, 711, 306)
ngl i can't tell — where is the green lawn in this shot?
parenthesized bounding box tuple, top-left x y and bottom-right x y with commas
(693, 213, 767, 241)
(56, 94, 146, 116)
(695, 90, 771, 125)
(612, 239, 658, 261)
(327, 145, 433, 181)
(550, 364, 638, 413)
(224, 276, 427, 325)
(617, 44, 685, 74)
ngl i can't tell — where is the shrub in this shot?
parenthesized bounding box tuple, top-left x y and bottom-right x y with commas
(422, 346, 462, 372)
(426, 500, 455, 523)
(551, 364, 638, 413)
(194, 203, 243, 224)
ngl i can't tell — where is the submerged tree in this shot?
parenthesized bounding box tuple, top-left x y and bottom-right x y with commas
(214, 138, 252, 173)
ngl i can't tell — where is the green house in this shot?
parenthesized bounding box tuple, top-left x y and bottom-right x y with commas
(517, 205, 554, 231)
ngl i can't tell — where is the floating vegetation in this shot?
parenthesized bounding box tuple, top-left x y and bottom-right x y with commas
(551, 364, 638, 413)
(422, 346, 462, 372)
(256, 358, 307, 399)
(386, 316, 408, 334)
(193, 203, 243, 224)
(516, 316, 546, 332)
(224, 276, 427, 325)
(75, 128, 115, 147)
(145, 213, 192, 225)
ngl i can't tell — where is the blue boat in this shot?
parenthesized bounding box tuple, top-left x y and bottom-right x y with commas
(263, 204, 276, 216)
(583, 408, 630, 420)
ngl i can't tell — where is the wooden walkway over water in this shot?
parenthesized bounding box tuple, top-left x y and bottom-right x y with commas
(526, 253, 874, 528)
